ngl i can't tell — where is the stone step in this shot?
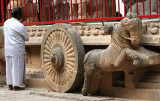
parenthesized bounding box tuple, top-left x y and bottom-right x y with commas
(26, 68, 43, 74)
(147, 72, 160, 76)
(114, 80, 125, 87)
(143, 76, 160, 83)
(108, 87, 160, 100)
(137, 82, 160, 89)
(149, 66, 160, 73)
(26, 73, 44, 79)
(26, 68, 44, 79)
(26, 68, 52, 90)
(27, 78, 51, 90)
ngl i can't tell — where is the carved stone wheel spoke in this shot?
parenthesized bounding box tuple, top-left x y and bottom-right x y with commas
(41, 24, 85, 92)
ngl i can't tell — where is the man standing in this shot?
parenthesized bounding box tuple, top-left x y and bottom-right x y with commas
(3, 7, 29, 91)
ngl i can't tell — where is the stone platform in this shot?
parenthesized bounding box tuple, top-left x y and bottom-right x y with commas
(25, 66, 160, 100)
(26, 68, 51, 90)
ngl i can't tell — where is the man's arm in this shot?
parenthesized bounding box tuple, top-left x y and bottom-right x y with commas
(20, 25, 29, 41)
(16, 24, 29, 41)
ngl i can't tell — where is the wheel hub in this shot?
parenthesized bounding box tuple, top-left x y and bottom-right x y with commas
(50, 46, 64, 72)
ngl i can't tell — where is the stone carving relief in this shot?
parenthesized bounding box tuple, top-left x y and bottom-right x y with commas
(26, 26, 49, 37)
(82, 13, 160, 96)
(73, 26, 104, 36)
(142, 21, 160, 35)
(26, 25, 105, 39)
(25, 21, 160, 46)
(72, 22, 160, 37)
(146, 22, 159, 35)
(0, 28, 5, 75)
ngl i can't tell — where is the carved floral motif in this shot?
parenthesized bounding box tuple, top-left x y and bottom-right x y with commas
(146, 22, 160, 35)
(26, 26, 49, 37)
(26, 21, 160, 40)
(73, 26, 105, 36)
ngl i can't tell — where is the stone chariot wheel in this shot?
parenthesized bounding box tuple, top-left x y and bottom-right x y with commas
(41, 24, 85, 92)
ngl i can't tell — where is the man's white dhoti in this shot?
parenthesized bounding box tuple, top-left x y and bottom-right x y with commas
(6, 55, 26, 86)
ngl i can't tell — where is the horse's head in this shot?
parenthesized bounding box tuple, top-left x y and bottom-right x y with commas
(120, 13, 143, 47)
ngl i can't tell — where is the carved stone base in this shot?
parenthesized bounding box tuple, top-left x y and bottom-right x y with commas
(98, 66, 160, 100)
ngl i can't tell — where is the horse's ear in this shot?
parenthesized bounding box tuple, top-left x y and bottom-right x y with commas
(126, 12, 132, 19)
(126, 12, 138, 19)
(104, 24, 113, 35)
(121, 18, 130, 26)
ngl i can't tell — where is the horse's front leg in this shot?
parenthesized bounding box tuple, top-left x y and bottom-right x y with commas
(114, 48, 143, 67)
(137, 46, 160, 65)
(82, 63, 95, 96)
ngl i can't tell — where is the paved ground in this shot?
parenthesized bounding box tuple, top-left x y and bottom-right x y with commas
(0, 86, 136, 101)
(0, 75, 136, 101)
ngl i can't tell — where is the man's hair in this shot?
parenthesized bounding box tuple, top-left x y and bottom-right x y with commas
(11, 7, 22, 19)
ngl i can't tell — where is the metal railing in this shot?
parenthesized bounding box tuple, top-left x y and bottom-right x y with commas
(0, 0, 160, 25)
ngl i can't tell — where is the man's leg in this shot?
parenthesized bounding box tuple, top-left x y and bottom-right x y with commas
(12, 55, 25, 90)
(5, 56, 13, 90)
(8, 85, 13, 90)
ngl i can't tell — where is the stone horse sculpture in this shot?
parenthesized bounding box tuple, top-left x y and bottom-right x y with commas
(0, 28, 5, 75)
(82, 13, 160, 96)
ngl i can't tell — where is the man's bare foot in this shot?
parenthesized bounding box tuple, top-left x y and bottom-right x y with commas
(13, 86, 25, 91)
(8, 85, 13, 90)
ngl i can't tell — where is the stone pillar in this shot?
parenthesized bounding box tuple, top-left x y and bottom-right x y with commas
(125, 71, 136, 89)
(0, 28, 5, 75)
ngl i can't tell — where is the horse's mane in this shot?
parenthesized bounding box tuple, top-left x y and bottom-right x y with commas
(104, 23, 114, 35)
